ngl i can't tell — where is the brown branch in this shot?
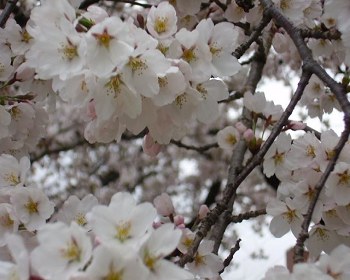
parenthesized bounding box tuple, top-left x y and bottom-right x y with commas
(170, 140, 218, 152)
(259, 0, 350, 118)
(79, 0, 99, 9)
(79, 0, 152, 9)
(178, 29, 284, 266)
(219, 238, 241, 274)
(300, 28, 341, 40)
(230, 208, 266, 223)
(210, 37, 271, 253)
(180, 69, 311, 266)
(212, 0, 227, 11)
(218, 91, 243, 103)
(233, 13, 272, 59)
(0, 0, 18, 28)
(303, 125, 321, 140)
(30, 138, 88, 163)
(284, 120, 321, 139)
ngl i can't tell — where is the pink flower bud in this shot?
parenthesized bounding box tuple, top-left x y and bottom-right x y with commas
(174, 215, 185, 226)
(243, 129, 254, 142)
(15, 63, 35, 81)
(176, 223, 186, 229)
(153, 193, 175, 216)
(198, 204, 209, 219)
(152, 221, 163, 229)
(289, 121, 306, 131)
(235, 121, 247, 134)
(87, 100, 96, 119)
(143, 134, 162, 157)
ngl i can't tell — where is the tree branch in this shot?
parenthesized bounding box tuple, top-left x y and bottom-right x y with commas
(233, 13, 272, 59)
(170, 140, 218, 153)
(300, 27, 341, 40)
(0, 0, 18, 28)
(79, 0, 152, 9)
(219, 238, 241, 274)
(230, 209, 266, 223)
(179, 69, 310, 266)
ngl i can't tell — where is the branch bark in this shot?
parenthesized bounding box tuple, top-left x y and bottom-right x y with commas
(0, 0, 18, 27)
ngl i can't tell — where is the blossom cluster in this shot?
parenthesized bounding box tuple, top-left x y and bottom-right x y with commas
(0, 153, 223, 279)
(262, 127, 350, 257)
(216, 87, 349, 262)
(1, 0, 350, 278)
(263, 244, 350, 280)
(0, 0, 243, 146)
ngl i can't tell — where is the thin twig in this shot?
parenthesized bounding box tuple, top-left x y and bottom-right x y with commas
(79, 0, 152, 9)
(212, 0, 227, 11)
(170, 140, 218, 152)
(230, 209, 267, 223)
(211, 36, 271, 253)
(300, 28, 341, 40)
(0, 0, 18, 28)
(179, 30, 310, 267)
(219, 238, 241, 274)
(233, 13, 272, 59)
(218, 91, 243, 103)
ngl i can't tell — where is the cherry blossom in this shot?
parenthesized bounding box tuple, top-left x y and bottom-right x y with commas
(87, 192, 156, 246)
(31, 222, 92, 279)
(10, 187, 54, 231)
(217, 126, 241, 151)
(139, 223, 193, 280)
(1, 0, 350, 278)
(0, 154, 30, 188)
(146, 1, 177, 40)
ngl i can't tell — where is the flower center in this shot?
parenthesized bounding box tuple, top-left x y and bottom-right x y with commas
(282, 207, 297, 224)
(226, 134, 237, 146)
(61, 238, 81, 262)
(143, 249, 158, 271)
(175, 94, 187, 109)
(0, 213, 14, 227)
(25, 198, 39, 214)
(154, 17, 168, 34)
(337, 170, 350, 186)
(105, 265, 123, 280)
(4, 172, 20, 186)
(21, 30, 32, 43)
(61, 41, 78, 61)
(306, 145, 316, 158)
(93, 28, 113, 48)
(105, 75, 123, 97)
(182, 47, 197, 63)
(115, 221, 131, 242)
(74, 213, 87, 226)
(273, 151, 285, 165)
(158, 77, 168, 88)
(127, 57, 147, 73)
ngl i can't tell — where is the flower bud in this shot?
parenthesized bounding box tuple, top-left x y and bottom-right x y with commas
(198, 204, 209, 219)
(235, 121, 247, 134)
(143, 134, 162, 157)
(289, 121, 306, 131)
(153, 193, 175, 216)
(243, 129, 254, 142)
(174, 215, 185, 226)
